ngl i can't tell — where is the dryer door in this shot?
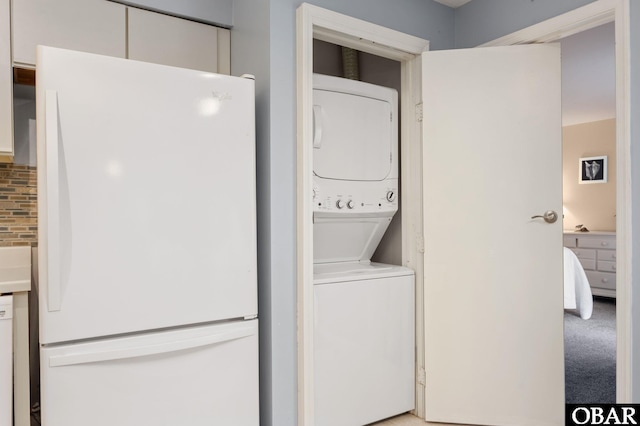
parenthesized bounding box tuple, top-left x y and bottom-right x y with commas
(313, 88, 393, 181)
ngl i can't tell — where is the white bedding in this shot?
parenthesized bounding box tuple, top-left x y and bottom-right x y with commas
(564, 247, 593, 319)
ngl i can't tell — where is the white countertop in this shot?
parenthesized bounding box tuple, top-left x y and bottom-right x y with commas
(0, 246, 31, 293)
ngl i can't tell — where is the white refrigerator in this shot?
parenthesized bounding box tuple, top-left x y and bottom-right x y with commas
(36, 46, 259, 426)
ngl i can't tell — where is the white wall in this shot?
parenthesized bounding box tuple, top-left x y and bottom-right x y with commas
(562, 119, 616, 232)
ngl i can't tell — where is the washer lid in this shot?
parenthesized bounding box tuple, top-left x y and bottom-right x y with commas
(313, 212, 395, 264)
(313, 262, 414, 284)
(313, 88, 393, 181)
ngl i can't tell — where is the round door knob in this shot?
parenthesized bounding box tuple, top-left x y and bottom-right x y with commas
(386, 191, 396, 202)
(531, 210, 558, 224)
(347, 200, 355, 209)
(336, 199, 345, 209)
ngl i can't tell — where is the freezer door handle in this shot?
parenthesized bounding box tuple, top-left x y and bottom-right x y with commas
(48, 324, 256, 367)
(45, 90, 62, 312)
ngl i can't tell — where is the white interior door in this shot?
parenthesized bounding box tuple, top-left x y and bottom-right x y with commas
(422, 44, 564, 425)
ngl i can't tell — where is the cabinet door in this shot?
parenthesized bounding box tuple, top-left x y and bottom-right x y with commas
(12, 0, 126, 66)
(127, 8, 219, 72)
(0, 0, 11, 154)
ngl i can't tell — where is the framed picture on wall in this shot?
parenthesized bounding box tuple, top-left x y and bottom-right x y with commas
(579, 155, 608, 184)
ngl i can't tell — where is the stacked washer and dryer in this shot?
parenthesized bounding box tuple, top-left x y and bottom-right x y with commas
(312, 74, 415, 426)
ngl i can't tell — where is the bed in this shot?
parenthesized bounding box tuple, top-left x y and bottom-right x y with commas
(564, 247, 593, 319)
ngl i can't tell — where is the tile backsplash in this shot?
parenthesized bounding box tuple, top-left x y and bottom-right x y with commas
(0, 163, 37, 246)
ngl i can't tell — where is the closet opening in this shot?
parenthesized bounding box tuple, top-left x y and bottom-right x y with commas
(311, 39, 418, 425)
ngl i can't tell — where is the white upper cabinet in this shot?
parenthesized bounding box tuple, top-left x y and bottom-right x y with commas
(12, 0, 126, 66)
(127, 8, 222, 73)
(0, 0, 12, 155)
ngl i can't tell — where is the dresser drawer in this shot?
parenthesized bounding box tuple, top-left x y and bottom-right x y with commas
(586, 271, 616, 290)
(578, 258, 596, 271)
(598, 250, 617, 262)
(597, 260, 617, 273)
(577, 235, 616, 249)
(570, 248, 595, 260)
(563, 235, 577, 248)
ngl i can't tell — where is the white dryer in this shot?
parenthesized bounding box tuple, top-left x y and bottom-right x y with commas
(312, 74, 415, 425)
(312, 73, 399, 264)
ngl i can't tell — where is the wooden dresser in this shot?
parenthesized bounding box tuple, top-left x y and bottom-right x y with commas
(563, 231, 616, 298)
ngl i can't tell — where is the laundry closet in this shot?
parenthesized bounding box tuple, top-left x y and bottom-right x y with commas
(311, 40, 415, 426)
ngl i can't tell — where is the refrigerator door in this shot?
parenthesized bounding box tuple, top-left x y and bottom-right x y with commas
(40, 319, 259, 426)
(37, 47, 257, 344)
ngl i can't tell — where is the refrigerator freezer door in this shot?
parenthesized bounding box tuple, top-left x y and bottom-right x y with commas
(36, 47, 257, 344)
(40, 319, 259, 426)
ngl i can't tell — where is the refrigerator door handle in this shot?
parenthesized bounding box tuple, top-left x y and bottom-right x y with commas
(48, 324, 256, 367)
(45, 90, 62, 312)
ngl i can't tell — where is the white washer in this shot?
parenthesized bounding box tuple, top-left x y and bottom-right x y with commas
(313, 262, 414, 426)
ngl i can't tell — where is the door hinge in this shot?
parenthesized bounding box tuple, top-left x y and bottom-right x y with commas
(416, 234, 425, 254)
(415, 102, 423, 122)
(417, 367, 426, 387)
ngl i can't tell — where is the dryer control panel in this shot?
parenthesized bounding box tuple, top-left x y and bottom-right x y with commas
(313, 177, 399, 215)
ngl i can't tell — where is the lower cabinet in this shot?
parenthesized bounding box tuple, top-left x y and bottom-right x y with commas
(564, 232, 616, 298)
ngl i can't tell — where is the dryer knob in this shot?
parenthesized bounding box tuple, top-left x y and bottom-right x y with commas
(386, 191, 396, 202)
(347, 200, 355, 209)
(336, 199, 345, 209)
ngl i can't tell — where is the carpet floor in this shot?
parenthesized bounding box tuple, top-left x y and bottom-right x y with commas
(564, 296, 616, 403)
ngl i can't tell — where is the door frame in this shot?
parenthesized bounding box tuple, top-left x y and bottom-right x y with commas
(482, 0, 631, 402)
(296, 0, 632, 423)
(296, 4, 429, 423)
